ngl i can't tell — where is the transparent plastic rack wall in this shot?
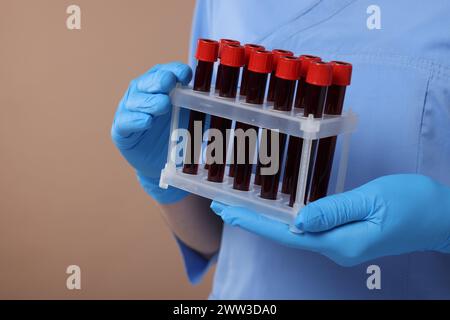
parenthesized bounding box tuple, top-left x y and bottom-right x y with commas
(160, 86, 358, 232)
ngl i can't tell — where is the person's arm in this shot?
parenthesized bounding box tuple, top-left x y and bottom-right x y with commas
(111, 62, 222, 283)
(211, 174, 450, 266)
(158, 194, 223, 259)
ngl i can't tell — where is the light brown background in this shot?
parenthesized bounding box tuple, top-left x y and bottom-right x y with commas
(0, 0, 214, 299)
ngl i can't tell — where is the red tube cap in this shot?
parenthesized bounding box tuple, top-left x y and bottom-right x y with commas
(195, 39, 219, 62)
(306, 61, 333, 86)
(276, 56, 300, 80)
(248, 50, 273, 74)
(219, 38, 240, 57)
(221, 44, 245, 67)
(244, 44, 265, 65)
(299, 55, 322, 78)
(330, 61, 353, 86)
(272, 49, 294, 71)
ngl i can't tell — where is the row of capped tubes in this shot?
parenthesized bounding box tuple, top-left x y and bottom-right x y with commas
(180, 38, 352, 206)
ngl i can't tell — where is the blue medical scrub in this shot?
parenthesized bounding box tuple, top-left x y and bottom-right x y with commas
(178, 0, 450, 299)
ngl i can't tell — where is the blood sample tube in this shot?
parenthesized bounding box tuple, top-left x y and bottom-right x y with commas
(254, 51, 295, 185)
(239, 44, 265, 97)
(182, 39, 219, 175)
(233, 50, 273, 191)
(260, 56, 300, 199)
(207, 44, 245, 182)
(215, 39, 240, 93)
(205, 39, 241, 170)
(289, 61, 332, 207)
(281, 55, 322, 194)
(253, 162, 262, 185)
(267, 49, 294, 102)
(294, 55, 322, 109)
(229, 44, 265, 178)
(308, 61, 352, 201)
(245, 50, 273, 104)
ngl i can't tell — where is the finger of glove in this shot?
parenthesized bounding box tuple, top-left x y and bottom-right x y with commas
(137, 62, 192, 93)
(124, 91, 171, 117)
(136, 69, 177, 94)
(112, 99, 152, 138)
(147, 62, 192, 86)
(210, 201, 324, 252)
(296, 190, 370, 233)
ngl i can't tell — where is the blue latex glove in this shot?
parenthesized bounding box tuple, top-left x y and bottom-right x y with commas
(211, 174, 450, 266)
(111, 62, 192, 204)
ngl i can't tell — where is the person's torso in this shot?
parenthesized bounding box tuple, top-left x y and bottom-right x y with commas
(190, 0, 450, 299)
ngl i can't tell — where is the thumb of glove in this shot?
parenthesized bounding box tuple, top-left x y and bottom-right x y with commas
(295, 190, 370, 232)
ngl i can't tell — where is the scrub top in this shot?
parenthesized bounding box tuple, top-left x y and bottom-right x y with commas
(177, 0, 450, 299)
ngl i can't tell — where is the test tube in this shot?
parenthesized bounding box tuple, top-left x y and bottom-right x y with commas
(260, 56, 300, 200)
(215, 39, 241, 93)
(207, 44, 245, 182)
(289, 61, 332, 207)
(229, 44, 265, 178)
(238, 44, 266, 97)
(294, 55, 322, 109)
(281, 55, 322, 194)
(233, 50, 273, 191)
(182, 39, 219, 175)
(253, 49, 294, 185)
(307, 61, 352, 201)
(245, 50, 274, 104)
(205, 39, 241, 170)
(266, 49, 294, 102)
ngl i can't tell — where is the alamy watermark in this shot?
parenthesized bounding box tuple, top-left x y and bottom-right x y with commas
(66, 265, 81, 290)
(367, 5, 381, 30)
(171, 122, 282, 176)
(366, 264, 381, 290)
(66, 5, 81, 30)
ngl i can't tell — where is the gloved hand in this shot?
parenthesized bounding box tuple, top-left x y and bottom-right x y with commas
(111, 62, 192, 204)
(211, 174, 450, 266)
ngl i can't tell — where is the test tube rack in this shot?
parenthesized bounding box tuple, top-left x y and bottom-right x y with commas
(159, 86, 358, 231)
